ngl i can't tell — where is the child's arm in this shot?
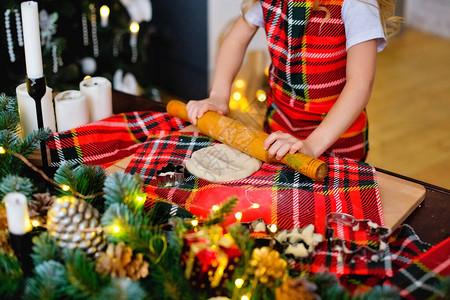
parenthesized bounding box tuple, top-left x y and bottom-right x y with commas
(264, 39, 378, 160)
(186, 16, 259, 125)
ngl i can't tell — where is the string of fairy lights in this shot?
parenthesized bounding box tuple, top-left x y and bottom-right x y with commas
(0, 145, 278, 234)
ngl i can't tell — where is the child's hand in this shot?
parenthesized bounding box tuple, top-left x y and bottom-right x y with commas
(186, 98, 230, 125)
(263, 131, 316, 160)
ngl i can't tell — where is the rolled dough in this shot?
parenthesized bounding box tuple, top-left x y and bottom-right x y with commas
(186, 144, 262, 182)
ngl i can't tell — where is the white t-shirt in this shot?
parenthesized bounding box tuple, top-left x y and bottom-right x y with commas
(245, 0, 386, 52)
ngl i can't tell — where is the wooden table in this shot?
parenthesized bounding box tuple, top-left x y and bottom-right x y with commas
(112, 90, 450, 246)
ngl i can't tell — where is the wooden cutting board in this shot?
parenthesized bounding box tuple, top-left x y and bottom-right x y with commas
(106, 155, 426, 231)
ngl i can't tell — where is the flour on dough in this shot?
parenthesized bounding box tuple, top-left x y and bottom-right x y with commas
(186, 144, 262, 182)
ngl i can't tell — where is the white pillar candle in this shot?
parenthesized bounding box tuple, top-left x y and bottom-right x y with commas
(21, 1, 44, 79)
(4, 192, 32, 235)
(16, 82, 57, 137)
(55, 90, 89, 132)
(79, 77, 113, 122)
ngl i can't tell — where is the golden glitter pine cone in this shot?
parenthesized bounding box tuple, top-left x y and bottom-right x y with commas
(0, 205, 8, 231)
(0, 229, 14, 256)
(46, 196, 107, 256)
(95, 242, 149, 280)
(249, 247, 288, 285)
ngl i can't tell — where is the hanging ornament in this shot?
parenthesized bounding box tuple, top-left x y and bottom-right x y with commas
(4, 9, 15, 63)
(129, 22, 139, 63)
(14, 9, 23, 47)
(95, 241, 150, 280)
(89, 4, 99, 57)
(119, 0, 152, 23)
(39, 10, 58, 48)
(52, 44, 58, 73)
(113, 32, 121, 57)
(81, 13, 89, 46)
(46, 196, 107, 256)
(79, 57, 97, 75)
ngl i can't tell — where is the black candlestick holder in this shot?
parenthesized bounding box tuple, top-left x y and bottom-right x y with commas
(9, 231, 33, 276)
(26, 76, 48, 168)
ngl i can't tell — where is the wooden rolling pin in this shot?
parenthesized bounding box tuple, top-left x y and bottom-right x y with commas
(167, 100, 328, 181)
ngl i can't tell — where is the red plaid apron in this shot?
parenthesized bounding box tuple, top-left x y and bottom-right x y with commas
(262, 0, 368, 160)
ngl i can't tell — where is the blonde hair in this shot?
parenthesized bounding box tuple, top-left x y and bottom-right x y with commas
(241, 0, 401, 38)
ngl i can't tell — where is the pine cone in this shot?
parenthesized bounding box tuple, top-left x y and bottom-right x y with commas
(276, 278, 317, 300)
(46, 196, 107, 256)
(28, 193, 56, 225)
(0, 205, 8, 231)
(95, 242, 149, 280)
(0, 229, 14, 255)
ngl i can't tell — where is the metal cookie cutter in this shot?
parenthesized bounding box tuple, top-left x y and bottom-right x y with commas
(156, 163, 185, 187)
(325, 212, 391, 261)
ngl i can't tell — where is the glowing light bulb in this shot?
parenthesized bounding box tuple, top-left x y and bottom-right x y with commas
(0, 146, 5, 154)
(136, 196, 144, 202)
(212, 205, 219, 211)
(235, 212, 243, 222)
(130, 22, 140, 34)
(113, 226, 120, 233)
(256, 89, 267, 102)
(269, 224, 277, 233)
(229, 98, 239, 110)
(235, 278, 244, 288)
(251, 203, 260, 209)
(100, 5, 110, 17)
(32, 220, 39, 227)
(232, 92, 242, 101)
(241, 295, 250, 300)
(100, 5, 110, 27)
(191, 219, 199, 226)
(235, 79, 246, 89)
(239, 97, 249, 112)
(61, 185, 70, 191)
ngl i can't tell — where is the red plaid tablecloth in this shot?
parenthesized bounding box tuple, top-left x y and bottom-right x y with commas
(45, 111, 449, 294)
(47, 111, 187, 167)
(126, 130, 389, 276)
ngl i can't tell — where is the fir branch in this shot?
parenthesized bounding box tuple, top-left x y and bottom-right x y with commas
(0, 93, 18, 116)
(24, 260, 68, 300)
(203, 196, 239, 226)
(54, 164, 106, 212)
(31, 231, 62, 266)
(95, 278, 146, 300)
(141, 228, 197, 300)
(101, 203, 160, 258)
(0, 128, 51, 177)
(54, 163, 78, 190)
(103, 171, 146, 214)
(0, 252, 23, 299)
(18, 127, 52, 157)
(357, 285, 400, 300)
(63, 248, 107, 299)
(0, 174, 35, 200)
(0, 112, 19, 133)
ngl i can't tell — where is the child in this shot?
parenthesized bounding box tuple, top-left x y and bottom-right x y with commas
(186, 0, 399, 161)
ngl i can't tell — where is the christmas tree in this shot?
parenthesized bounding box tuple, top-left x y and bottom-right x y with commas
(0, 0, 156, 97)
